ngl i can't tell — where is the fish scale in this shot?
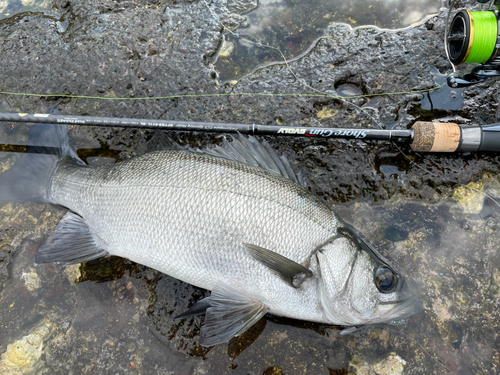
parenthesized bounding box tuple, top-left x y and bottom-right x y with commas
(49, 149, 337, 321)
(0, 122, 420, 346)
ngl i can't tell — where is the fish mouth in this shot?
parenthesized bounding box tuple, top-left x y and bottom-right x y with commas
(339, 294, 422, 336)
(373, 279, 423, 323)
(377, 296, 423, 322)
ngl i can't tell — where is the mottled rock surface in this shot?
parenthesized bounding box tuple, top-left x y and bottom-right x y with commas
(1, 0, 499, 373)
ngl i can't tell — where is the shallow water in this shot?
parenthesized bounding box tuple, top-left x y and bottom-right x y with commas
(0, 0, 61, 20)
(0, 0, 66, 32)
(0, 0, 499, 374)
(1, 120, 500, 374)
(214, 0, 445, 82)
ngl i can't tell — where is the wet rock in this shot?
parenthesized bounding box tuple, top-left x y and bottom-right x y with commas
(492, 267, 500, 289)
(262, 366, 285, 375)
(373, 353, 406, 374)
(145, 273, 212, 357)
(0, 202, 63, 296)
(219, 12, 247, 29)
(20, 267, 41, 291)
(0, 0, 500, 373)
(349, 352, 405, 375)
(317, 107, 339, 119)
(63, 264, 81, 285)
(219, 38, 235, 57)
(0, 245, 13, 293)
(452, 181, 484, 214)
(0, 319, 52, 374)
(227, 0, 258, 14)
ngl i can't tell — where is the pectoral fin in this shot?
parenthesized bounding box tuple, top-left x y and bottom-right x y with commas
(243, 243, 313, 288)
(200, 281, 269, 347)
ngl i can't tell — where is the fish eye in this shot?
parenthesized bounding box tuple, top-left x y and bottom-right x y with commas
(375, 266, 397, 293)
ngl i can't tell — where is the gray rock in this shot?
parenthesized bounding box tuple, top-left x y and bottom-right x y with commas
(1, 0, 499, 373)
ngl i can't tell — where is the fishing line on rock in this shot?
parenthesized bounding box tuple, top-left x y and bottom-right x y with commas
(1, 1, 448, 101)
(203, 0, 500, 254)
(200, 0, 443, 178)
(1, 1, 449, 102)
(0, 0, 448, 179)
(202, 0, 446, 109)
(0, 85, 446, 101)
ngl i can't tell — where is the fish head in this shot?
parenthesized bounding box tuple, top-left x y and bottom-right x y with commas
(315, 225, 422, 327)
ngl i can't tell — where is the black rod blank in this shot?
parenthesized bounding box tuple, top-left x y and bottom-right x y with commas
(4, 112, 500, 153)
(0, 112, 413, 143)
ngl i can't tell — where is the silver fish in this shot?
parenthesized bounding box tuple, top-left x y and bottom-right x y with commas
(0, 122, 421, 346)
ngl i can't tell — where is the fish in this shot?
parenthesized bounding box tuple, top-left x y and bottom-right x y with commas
(0, 115, 422, 346)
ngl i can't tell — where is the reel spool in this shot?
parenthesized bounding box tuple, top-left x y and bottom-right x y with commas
(447, 10, 499, 65)
(446, 1, 500, 87)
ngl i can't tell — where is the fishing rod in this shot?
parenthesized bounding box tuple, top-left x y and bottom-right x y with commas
(1, 112, 500, 153)
(446, 0, 500, 87)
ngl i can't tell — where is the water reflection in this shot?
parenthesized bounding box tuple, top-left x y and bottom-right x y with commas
(0, 0, 62, 24)
(420, 68, 464, 111)
(0, 121, 499, 373)
(215, 0, 444, 82)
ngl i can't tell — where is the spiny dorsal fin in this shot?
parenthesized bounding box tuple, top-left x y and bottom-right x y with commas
(199, 133, 305, 188)
(146, 131, 307, 188)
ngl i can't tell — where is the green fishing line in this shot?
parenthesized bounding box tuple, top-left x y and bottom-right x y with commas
(0, 83, 446, 101)
(466, 11, 498, 63)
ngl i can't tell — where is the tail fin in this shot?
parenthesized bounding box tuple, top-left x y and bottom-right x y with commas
(0, 108, 75, 203)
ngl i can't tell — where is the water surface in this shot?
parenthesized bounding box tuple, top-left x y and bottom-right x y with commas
(215, 0, 445, 82)
(0, 121, 499, 374)
(0, 0, 499, 373)
(0, 0, 61, 21)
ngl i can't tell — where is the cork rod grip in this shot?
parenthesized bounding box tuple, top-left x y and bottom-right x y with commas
(410, 122, 461, 152)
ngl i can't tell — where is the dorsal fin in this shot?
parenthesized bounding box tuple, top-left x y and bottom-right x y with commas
(145, 131, 306, 188)
(198, 134, 306, 188)
(145, 131, 184, 153)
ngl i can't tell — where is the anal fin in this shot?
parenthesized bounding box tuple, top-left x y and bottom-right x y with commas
(200, 281, 269, 347)
(35, 212, 108, 265)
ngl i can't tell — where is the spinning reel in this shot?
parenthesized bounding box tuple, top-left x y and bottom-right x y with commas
(446, 0, 500, 87)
